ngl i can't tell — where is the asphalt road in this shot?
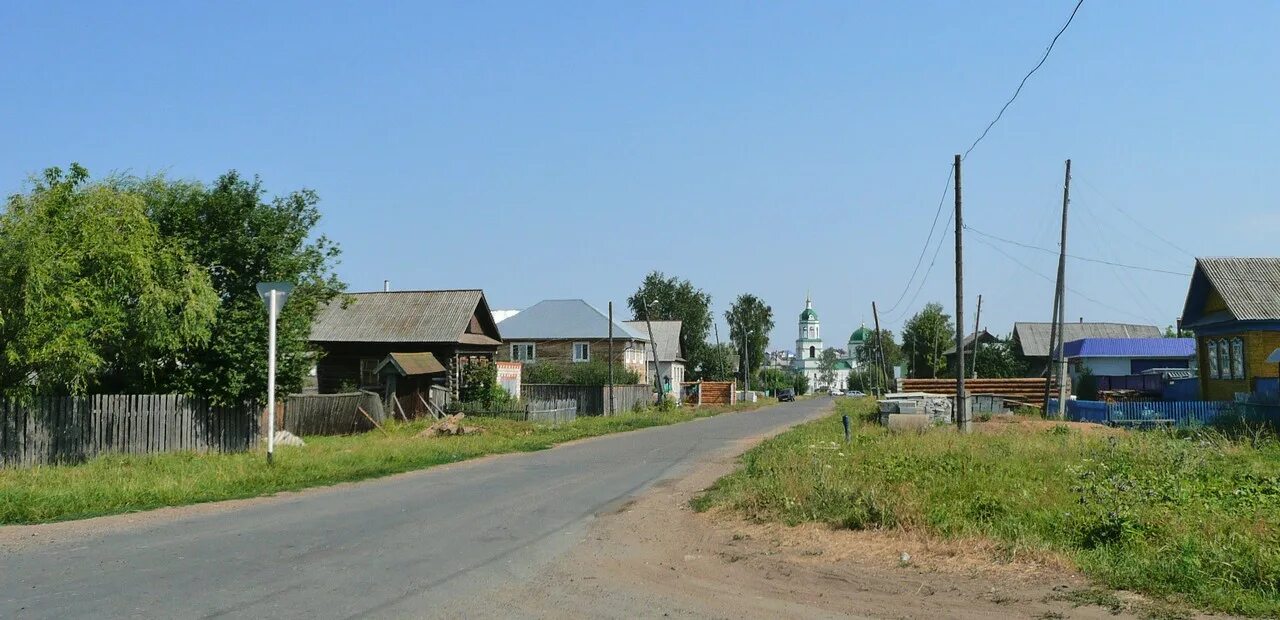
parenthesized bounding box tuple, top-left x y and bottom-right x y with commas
(1, 397, 831, 619)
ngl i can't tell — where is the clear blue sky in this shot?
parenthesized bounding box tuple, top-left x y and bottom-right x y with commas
(4, 1, 1277, 351)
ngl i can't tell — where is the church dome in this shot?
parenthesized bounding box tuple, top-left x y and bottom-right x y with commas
(849, 325, 873, 344)
(799, 308, 818, 321)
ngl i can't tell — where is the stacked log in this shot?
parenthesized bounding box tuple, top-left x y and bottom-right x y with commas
(899, 378, 1065, 407)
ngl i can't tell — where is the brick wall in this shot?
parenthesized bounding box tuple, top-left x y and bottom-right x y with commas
(497, 338, 650, 376)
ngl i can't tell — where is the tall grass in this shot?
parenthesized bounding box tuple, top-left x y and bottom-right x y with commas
(0, 399, 770, 525)
(694, 398, 1280, 617)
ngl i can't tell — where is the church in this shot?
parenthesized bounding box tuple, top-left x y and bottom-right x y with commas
(791, 296, 868, 391)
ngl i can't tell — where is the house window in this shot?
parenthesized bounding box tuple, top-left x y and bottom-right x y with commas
(1216, 339, 1231, 380)
(1207, 340, 1219, 379)
(573, 342, 590, 362)
(1231, 337, 1245, 379)
(359, 358, 380, 388)
(511, 343, 535, 362)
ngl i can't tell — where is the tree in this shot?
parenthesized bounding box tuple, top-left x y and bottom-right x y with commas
(818, 348, 840, 388)
(725, 294, 774, 382)
(522, 361, 640, 386)
(699, 342, 738, 381)
(627, 272, 714, 379)
(0, 165, 219, 397)
(133, 171, 344, 404)
(792, 372, 810, 395)
(756, 367, 795, 394)
(968, 337, 1028, 378)
(853, 328, 903, 391)
(901, 302, 954, 378)
(1164, 325, 1179, 338)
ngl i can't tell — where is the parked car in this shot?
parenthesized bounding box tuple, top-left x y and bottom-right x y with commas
(777, 388, 795, 402)
(848, 390, 866, 397)
(830, 388, 844, 396)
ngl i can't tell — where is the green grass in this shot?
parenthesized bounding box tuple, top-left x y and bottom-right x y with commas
(0, 399, 772, 525)
(694, 398, 1280, 617)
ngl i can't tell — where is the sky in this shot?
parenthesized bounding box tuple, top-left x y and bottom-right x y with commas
(3, 1, 1278, 353)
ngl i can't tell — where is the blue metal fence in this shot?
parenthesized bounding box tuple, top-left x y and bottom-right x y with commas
(1049, 399, 1280, 427)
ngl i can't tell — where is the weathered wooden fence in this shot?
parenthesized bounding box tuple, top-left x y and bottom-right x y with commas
(282, 391, 385, 436)
(521, 384, 652, 415)
(460, 399, 578, 423)
(1, 395, 258, 468)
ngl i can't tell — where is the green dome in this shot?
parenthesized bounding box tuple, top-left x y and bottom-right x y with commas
(799, 308, 818, 321)
(849, 325, 873, 343)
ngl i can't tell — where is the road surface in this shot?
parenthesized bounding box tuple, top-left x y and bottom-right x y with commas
(1, 398, 832, 619)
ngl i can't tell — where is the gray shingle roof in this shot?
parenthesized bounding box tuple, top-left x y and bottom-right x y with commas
(1191, 257, 1280, 323)
(624, 320, 683, 362)
(310, 290, 494, 343)
(496, 300, 647, 341)
(1013, 322, 1160, 358)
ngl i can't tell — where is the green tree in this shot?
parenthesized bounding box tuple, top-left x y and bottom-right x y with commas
(133, 171, 344, 404)
(0, 165, 219, 397)
(792, 371, 810, 395)
(853, 328, 903, 390)
(698, 342, 737, 381)
(521, 361, 639, 386)
(901, 302, 954, 378)
(725, 294, 774, 382)
(968, 337, 1028, 378)
(627, 271, 714, 379)
(818, 348, 840, 388)
(757, 367, 797, 394)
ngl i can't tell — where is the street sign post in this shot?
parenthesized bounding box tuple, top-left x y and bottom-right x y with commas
(256, 282, 294, 465)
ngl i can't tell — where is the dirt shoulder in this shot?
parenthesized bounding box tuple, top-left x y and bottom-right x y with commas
(480, 433, 1222, 619)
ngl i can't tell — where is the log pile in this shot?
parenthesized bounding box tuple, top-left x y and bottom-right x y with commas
(899, 377, 1065, 407)
(415, 413, 483, 438)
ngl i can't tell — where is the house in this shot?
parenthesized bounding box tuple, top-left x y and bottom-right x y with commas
(309, 289, 503, 396)
(1062, 338, 1196, 384)
(943, 329, 1000, 367)
(1012, 321, 1162, 377)
(624, 320, 685, 398)
(494, 299, 650, 379)
(1179, 257, 1280, 400)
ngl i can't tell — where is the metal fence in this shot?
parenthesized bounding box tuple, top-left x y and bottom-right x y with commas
(1053, 399, 1280, 427)
(1, 395, 259, 468)
(521, 384, 652, 415)
(460, 399, 578, 423)
(282, 391, 385, 436)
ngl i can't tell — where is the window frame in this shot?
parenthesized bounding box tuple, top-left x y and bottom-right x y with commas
(511, 342, 536, 362)
(572, 341, 590, 363)
(1231, 337, 1245, 379)
(1207, 340, 1219, 379)
(359, 358, 380, 388)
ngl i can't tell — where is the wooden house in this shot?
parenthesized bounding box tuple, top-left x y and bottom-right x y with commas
(494, 299, 650, 379)
(1011, 321, 1161, 377)
(309, 289, 502, 397)
(1180, 257, 1280, 400)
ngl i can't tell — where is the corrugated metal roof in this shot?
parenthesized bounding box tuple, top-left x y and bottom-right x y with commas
(943, 329, 999, 355)
(624, 320, 683, 362)
(1013, 322, 1161, 357)
(497, 299, 648, 340)
(1196, 257, 1280, 321)
(310, 290, 489, 343)
(1062, 338, 1195, 359)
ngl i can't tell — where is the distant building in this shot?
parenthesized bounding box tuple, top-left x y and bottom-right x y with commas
(624, 320, 685, 399)
(1063, 338, 1196, 383)
(494, 299, 650, 380)
(790, 296, 853, 390)
(1012, 321, 1162, 377)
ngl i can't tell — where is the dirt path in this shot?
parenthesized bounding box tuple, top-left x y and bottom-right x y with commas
(475, 434, 1216, 619)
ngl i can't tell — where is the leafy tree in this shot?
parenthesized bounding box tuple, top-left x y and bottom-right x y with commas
(757, 367, 796, 394)
(853, 328, 903, 391)
(460, 358, 498, 404)
(627, 271, 714, 379)
(901, 302, 954, 378)
(725, 293, 774, 381)
(818, 348, 840, 388)
(698, 342, 738, 381)
(792, 372, 810, 395)
(1164, 325, 1180, 338)
(0, 165, 218, 397)
(132, 171, 344, 404)
(968, 337, 1028, 378)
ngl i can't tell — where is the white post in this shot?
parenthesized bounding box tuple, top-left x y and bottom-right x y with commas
(267, 290, 278, 464)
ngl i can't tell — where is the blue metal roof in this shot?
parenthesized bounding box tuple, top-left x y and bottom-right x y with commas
(1062, 338, 1195, 359)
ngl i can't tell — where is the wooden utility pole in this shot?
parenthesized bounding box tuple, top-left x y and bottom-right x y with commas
(953, 154, 968, 432)
(608, 302, 615, 416)
(872, 301, 889, 396)
(1055, 159, 1072, 417)
(1042, 271, 1062, 412)
(971, 294, 982, 379)
(642, 299, 662, 406)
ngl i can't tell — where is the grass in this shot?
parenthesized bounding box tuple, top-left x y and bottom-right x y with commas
(0, 399, 773, 525)
(694, 398, 1280, 617)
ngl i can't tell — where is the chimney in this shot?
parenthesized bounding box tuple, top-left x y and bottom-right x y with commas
(383, 280, 390, 292)
(1078, 317, 1083, 323)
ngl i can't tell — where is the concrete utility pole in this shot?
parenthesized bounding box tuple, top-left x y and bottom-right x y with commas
(642, 299, 661, 406)
(1043, 268, 1062, 412)
(953, 154, 968, 432)
(256, 282, 294, 465)
(1056, 159, 1072, 417)
(608, 302, 615, 416)
(872, 301, 888, 396)
(972, 294, 982, 379)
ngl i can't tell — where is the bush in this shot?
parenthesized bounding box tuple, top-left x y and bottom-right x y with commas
(522, 360, 640, 385)
(1076, 365, 1098, 400)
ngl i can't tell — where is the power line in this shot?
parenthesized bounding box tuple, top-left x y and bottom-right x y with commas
(963, 0, 1086, 159)
(883, 167, 952, 315)
(964, 225, 1190, 276)
(1074, 174, 1196, 260)
(889, 211, 954, 324)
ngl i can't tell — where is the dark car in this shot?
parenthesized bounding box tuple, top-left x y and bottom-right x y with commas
(776, 388, 795, 402)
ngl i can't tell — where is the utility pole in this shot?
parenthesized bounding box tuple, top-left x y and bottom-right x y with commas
(971, 294, 982, 379)
(742, 325, 752, 395)
(608, 302, 615, 416)
(642, 299, 662, 406)
(1042, 271, 1062, 412)
(872, 301, 888, 396)
(1056, 159, 1072, 418)
(953, 154, 968, 432)
(713, 322, 722, 378)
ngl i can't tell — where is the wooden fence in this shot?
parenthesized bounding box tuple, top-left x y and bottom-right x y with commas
(282, 391, 386, 436)
(521, 384, 652, 415)
(1, 395, 258, 468)
(461, 399, 578, 424)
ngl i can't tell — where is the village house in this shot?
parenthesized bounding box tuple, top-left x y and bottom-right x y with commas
(494, 299, 650, 379)
(624, 320, 685, 398)
(1179, 257, 1280, 400)
(943, 329, 1000, 369)
(1011, 321, 1162, 377)
(309, 289, 503, 397)
(1062, 337, 1196, 382)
